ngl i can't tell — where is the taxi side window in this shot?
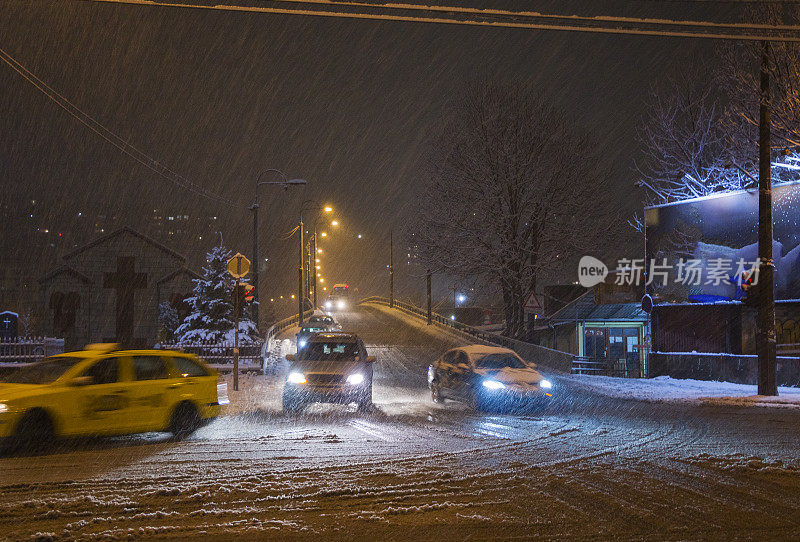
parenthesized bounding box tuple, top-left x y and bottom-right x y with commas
(82, 358, 119, 385)
(133, 356, 169, 381)
(173, 357, 209, 377)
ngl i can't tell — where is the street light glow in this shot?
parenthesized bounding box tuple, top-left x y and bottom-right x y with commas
(321, 232, 327, 237)
(331, 220, 339, 226)
(317, 249, 323, 254)
(324, 206, 333, 213)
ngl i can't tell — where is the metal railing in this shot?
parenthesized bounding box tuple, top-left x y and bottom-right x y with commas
(0, 336, 64, 365)
(360, 297, 573, 373)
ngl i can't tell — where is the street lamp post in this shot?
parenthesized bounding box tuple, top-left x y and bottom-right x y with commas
(298, 201, 333, 323)
(251, 170, 306, 328)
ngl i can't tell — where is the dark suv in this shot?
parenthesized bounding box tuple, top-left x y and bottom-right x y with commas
(283, 332, 375, 412)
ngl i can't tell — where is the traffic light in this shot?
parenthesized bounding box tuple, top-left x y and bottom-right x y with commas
(233, 282, 255, 317)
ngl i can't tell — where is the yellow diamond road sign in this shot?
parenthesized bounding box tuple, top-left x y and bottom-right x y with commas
(227, 253, 251, 279)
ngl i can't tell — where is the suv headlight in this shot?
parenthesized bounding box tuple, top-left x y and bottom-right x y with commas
(346, 373, 364, 385)
(287, 372, 307, 384)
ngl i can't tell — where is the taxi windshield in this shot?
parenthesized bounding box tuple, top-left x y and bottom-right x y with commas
(2, 356, 88, 384)
(300, 342, 359, 361)
(476, 353, 526, 369)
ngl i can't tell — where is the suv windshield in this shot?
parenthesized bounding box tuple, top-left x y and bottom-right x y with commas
(476, 353, 526, 369)
(300, 341, 359, 361)
(2, 356, 88, 384)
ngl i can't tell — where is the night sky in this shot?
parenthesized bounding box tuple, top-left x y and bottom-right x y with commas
(0, 1, 740, 306)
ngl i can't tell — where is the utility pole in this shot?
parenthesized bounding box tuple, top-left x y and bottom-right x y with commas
(298, 218, 305, 325)
(312, 234, 318, 308)
(250, 202, 259, 327)
(233, 278, 240, 392)
(389, 230, 394, 308)
(758, 40, 778, 396)
(426, 269, 432, 325)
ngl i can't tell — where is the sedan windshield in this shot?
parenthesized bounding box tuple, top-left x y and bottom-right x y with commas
(2, 356, 88, 384)
(300, 342, 359, 361)
(476, 353, 526, 369)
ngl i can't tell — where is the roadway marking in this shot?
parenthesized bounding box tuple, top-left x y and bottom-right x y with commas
(348, 419, 395, 441)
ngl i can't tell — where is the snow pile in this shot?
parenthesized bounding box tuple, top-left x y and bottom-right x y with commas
(565, 374, 800, 407)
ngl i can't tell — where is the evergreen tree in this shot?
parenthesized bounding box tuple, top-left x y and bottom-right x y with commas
(176, 245, 259, 343)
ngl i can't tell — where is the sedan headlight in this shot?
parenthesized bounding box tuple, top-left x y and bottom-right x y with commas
(482, 380, 506, 390)
(287, 372, 307, 384)
(0, 403, 7, 414)
(539, 379, 553, 389)
(346, 373, 365, 385)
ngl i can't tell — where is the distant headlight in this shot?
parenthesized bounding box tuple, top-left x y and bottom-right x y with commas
(325, 301, 333, 309)
(298, 339, 307, 348)
(287, 372, 307, 384)
(337, 300, 347, 310)
(482, 380, 505, 390)
(539, 379, 553, 389)
(0, 403, 7, 414)
(346, 373, 365, 385)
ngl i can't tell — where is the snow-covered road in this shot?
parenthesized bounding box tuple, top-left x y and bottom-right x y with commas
(2, 303, 800, 540)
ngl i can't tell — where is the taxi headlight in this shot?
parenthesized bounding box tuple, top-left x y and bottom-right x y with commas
(325, 301, 333, 309)
(337, 300, 347, 310)
(287, 372, 307, 385)
(482, 380, 505, 390)
(346, 373, 365, 385)
(0, 403, 7, 414)
(539, 379, 553, 389)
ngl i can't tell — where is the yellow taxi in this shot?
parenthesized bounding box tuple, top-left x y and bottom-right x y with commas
(0, 344, 228, 451)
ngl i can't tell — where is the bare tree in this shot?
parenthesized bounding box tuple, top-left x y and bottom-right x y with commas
(636, 69, 754, 205)
(409, 82, 614, 338)
(719, 4, 800, 157)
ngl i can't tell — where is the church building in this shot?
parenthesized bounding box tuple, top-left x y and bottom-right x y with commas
(39, 227, 198, 350)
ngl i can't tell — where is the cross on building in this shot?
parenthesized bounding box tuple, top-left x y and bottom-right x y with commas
(104, 256, 147, 346)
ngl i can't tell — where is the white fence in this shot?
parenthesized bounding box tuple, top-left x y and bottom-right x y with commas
(0, 337, 65, 365)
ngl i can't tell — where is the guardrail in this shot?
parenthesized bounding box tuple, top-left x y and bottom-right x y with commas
(360, 297, 573, 373)
(261, 309, 315, 373)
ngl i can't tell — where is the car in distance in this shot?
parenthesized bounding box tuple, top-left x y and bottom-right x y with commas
(306, 314, 342, 332)
(283, 332, 375, 412)
(0, 344, 228, 451)
(324, 283, 351, 311)
(296, 324, 330, 351)
(427, 345, 553, 412)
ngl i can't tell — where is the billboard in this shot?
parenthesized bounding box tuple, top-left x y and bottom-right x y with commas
(644, 181, 800, 301)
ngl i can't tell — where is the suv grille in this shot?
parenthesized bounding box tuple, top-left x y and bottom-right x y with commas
(306, 374, 345, 386)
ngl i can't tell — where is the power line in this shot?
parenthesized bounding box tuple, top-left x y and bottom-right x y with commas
(76, 0, 800, 41)
(0, 46, 234, 207)
(265, 0, 800, 32)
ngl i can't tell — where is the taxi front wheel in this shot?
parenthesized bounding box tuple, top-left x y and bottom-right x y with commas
(11, 410, 54, 453)
(169, 402, 200, 439)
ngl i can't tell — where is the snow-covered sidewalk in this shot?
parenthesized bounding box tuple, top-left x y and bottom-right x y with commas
(564, 374, 800, 408)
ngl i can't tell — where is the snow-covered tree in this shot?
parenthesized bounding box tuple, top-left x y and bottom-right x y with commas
(176, 245, 259, 343)
(157, 301, 180, 343)
(636, 69, 755, 205)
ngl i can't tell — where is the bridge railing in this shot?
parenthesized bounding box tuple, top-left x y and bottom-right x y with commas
(359, 297, 573, 373)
